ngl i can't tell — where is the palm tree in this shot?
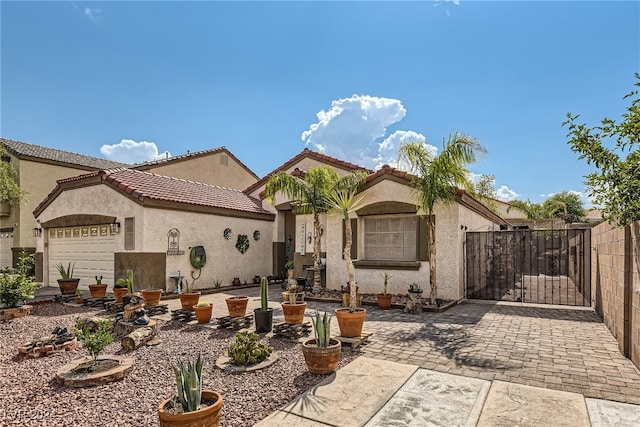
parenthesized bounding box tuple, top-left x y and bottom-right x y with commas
(265, 166, 342, 293)
(507, 199, 544, 227)
(398, 132, 486, 305)
(325, 171, 368, 311)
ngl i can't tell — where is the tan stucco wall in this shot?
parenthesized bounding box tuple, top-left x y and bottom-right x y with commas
(10, 158, 91, 251)
(36, 184, 273, 291)
(143, 152, 257, 191)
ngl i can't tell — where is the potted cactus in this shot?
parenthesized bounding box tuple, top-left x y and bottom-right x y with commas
(179, 279, 200, 311)
(158, 354, 223, 427)
(88, 275, 108, 299)
(376, 272, 393, 310)
(253, 277, 273, 333)
(302, 311, 341, 374)
(281, 284, 306, 324)
(193, 301, 212, 324)
(114, 269, 134, 303)
(142, 284, 163, 306)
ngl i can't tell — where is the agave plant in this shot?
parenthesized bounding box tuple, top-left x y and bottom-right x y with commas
(311, 311, 332, 347)
(172, 354, 204, 413)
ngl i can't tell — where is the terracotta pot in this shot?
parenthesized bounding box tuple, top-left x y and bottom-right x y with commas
(225, 296, 249, 317)
(193, 304, 213, 324)
(158, 390, 223, 427)
(88, 284, 108, 299)
(254, 308, 273, 333)
(74, 296, 83, 304)
(281, 301, 307, 324)
(232, 278, 241, 286)
(179, 292, 201, 311)
(335, 307, 366, 338)
(113, 287, 128, 303)
(302, 338, 341, 374)
(142, 289, 163, 305)
(252, 275, 261, 284)
(57, 278, 80, 295)
(376, 294, 392, 310)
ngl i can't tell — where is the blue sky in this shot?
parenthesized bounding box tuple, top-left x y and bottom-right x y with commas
(1, 1, 638, 206)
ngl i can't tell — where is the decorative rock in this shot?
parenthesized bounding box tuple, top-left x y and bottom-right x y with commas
(216, 314, 252, 330)
(215, 353, 279, 372)
(55, 356, 134, 388)
(0, 305, 33, 321)
(273, 322, 312, 341)
(122, 326, 156, 351)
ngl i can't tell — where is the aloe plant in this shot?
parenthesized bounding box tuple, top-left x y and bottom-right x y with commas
(311, 311, 332, 347)
(172, 354, 204, 413)
(55, 262, 75, 279)
(260, 276, 269, 311)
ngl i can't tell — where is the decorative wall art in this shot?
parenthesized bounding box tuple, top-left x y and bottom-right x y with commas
(223, 228, 233, 240)
(236, 234, 250, 254)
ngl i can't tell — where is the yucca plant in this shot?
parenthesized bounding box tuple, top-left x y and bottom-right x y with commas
(55, 262, 75, 279)
(311, 311, 332, 347)
(172, 354, 204, 413)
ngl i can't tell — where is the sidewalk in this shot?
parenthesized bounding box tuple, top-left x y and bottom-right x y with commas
(256, 356, 640, 427)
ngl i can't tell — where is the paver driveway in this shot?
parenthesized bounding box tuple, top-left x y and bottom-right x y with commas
(302, 296, 640, 405)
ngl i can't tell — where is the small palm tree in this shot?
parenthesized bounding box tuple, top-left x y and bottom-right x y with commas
(398, 131, 486, 305)
(326, 171, 368, 312)
(265, 166, 342, 293)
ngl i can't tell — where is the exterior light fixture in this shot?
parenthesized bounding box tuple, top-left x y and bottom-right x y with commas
(32, 227, 42, 237)
(110, 221, 121, 234)
(307, 232, 312, 244)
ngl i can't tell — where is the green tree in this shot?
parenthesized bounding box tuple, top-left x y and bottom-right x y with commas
(325, 170, 367, 312)
(398, 132, 486, 305)
(542, 191, 586, 223)
(563, 73, 640, 227)
(0, 146, 27, 204)
(474, 174, 498, 212)
(265, 166, 366, 293)
(507, 199, 544, 227)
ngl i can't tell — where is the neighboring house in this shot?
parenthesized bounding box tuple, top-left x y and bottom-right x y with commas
(246, 149, 509, 301)
(0, 138, 126, 274)
(133, 146, 259, 192)
(33, 168, 274, 291)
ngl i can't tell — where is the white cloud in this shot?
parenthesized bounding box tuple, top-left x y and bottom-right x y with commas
(84, 7, 101, 22)
(301, 95, 425, 169)
(378, 130, 436, 169)
(496, 185, 519, 201)
(100, 139, 171, 163)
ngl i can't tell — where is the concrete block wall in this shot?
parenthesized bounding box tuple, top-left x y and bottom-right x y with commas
(591, 220, 640, 369)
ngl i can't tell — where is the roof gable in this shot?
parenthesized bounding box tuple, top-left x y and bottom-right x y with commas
(1, 137, 128, 170)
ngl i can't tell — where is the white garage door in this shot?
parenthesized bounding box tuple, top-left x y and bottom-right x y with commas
(48, 225, 115, 289)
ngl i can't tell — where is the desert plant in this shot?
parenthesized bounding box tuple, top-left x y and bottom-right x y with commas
(284, 260, 295, 272)
(310, 311, 332, 347)
(409, 283, 422, 293)
(196, 301, 210, 307)
(56, 262, 75, 279)
(287, 281, 301, 304)
(116, 269, 134, 293)
(75, 288, 82, 296)
(171, 354, 204, 413)
(227, 331, 272, 366)
(95, 275, 102, 285)
(0, 250, 38, 308)
(259, 276, 269, 311)
(213, 279, 222, 289)
(183, 279, 194, 293)
(380, 272, 391, 295)
(74, 318, 113, 362)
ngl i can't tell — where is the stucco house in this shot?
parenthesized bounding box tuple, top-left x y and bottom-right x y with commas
(33, 168, 274, 291)
(0, 138, 126, 274)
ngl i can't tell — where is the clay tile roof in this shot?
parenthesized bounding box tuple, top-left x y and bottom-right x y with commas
(99, 168, 272, 215)
(365, 164, 416, 185)
(244, 148, 373, 195)
(1, 137, 128, 170)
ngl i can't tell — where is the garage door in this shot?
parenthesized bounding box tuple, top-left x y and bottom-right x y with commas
(48, 225, 115, 289)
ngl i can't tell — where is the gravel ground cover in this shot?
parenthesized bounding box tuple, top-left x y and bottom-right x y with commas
(0, 302, 360, 427)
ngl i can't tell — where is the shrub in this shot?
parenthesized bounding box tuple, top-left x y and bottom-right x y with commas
(0, 250, 38, 308)
(74, 318, 113, 361)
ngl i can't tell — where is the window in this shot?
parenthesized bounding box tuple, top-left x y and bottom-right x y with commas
(124, 217, 135, 250)
(364, 215, 417, 261)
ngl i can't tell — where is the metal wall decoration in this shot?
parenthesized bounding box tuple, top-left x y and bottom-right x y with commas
(167, 228, 185, 255)
(253, 230, 261, 241)
(236, 234, 250, 254)
(223, 228, 233, 240)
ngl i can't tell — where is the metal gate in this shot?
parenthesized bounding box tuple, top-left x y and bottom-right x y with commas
(465, 228, 591, 306)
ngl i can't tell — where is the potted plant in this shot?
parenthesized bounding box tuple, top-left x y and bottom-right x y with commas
(88, 275, 108, 299)
(281, 285, 306, 324)
(158, 354, 223, 427)
(56, 262, 80, 295)
(231, 277, 241, 286)
(252, 275, 261, 284)
(376, 272, 393, 310)
(283, 281, 305, 303)
(114, 269, 134, 303)
(142, 284, 163, 306)
(302, 311, 341, 374)
(253, 277, 273, 333)
(74, 288, 83, 304)
(0, 250, 38, 311)
(193, 301, 212, 324)
(225, 293, 249, 317)
(179, 279, 200, 311)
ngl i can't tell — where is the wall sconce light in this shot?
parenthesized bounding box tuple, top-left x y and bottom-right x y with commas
(253, 230, 261, 241)
(319, 225, 324, 237)
(32, 227, 42, 237)
(110, 221, 121, 234)
(287, 234, 292, 249)
(307, 232, 312, 244)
